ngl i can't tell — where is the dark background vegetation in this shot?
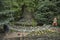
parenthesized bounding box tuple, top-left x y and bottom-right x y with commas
(0, 0, 60, 26)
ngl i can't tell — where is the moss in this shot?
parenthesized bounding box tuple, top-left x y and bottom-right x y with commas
(32, 20, 37, 26)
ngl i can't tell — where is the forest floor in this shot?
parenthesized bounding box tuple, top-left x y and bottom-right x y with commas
(0, 25, 60, 40)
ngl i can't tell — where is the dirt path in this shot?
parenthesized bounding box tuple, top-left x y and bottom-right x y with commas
(4, 32, 29, 38)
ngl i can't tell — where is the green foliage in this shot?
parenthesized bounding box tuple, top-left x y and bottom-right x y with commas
(58, 19, 60, 26)
(0, 0, 60, 26)
(0, 0, 19, 25)
(34, 0, 60, 25)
